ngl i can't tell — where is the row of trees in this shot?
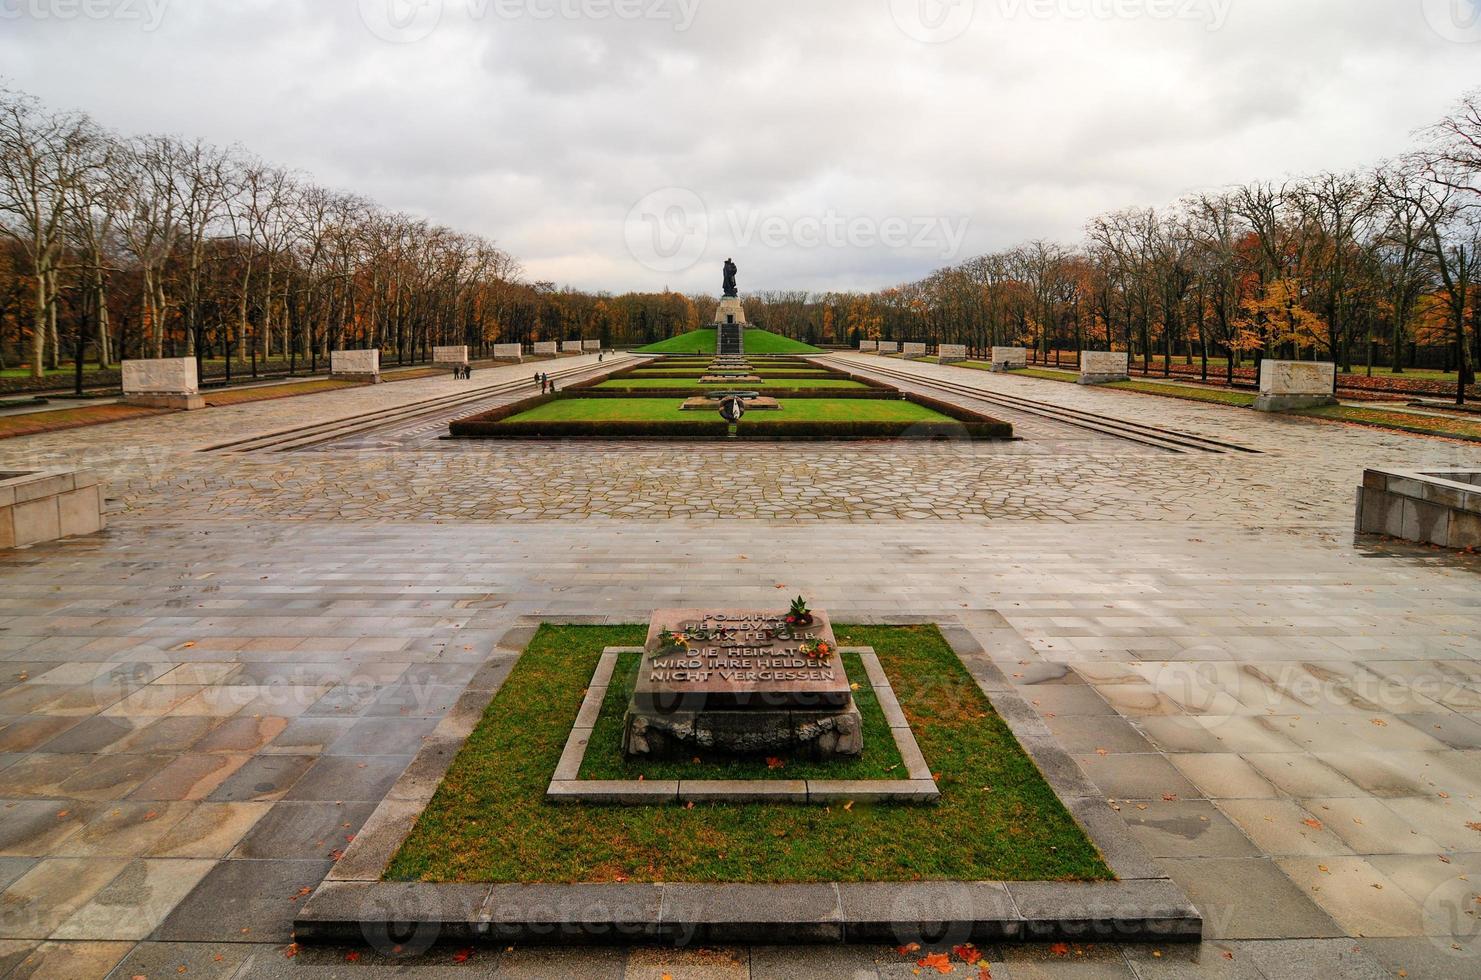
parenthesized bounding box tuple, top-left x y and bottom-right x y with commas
(0, 86, 549, 382)
(715, 93, 1481, 402)
(3, 86, 1478, 400)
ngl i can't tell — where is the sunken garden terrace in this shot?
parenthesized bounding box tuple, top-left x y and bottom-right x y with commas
(446, 346, 1014, 441)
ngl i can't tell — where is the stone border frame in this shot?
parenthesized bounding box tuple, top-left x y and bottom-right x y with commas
(545, 647, 939, 804)
(295, 614, 1201, 947)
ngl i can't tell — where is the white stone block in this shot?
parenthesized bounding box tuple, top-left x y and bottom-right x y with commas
(877, 342, 899, 354)
(582, 340, 601, 351)
(991, 347, 1027, 370)
(1254, 360, 1338, 411)
(57, 485, 104, 537)
(12, 497, 59, 547)
(492, 343, 523, 360)
(858, 340, 877, 352)
(533, 342, 558, 355)
(331, 349, 380, 378)
(1079, 351, 1129, 384)
(561, 341, 582, 353)
(937, 344, 968, 362)
(902, 342, 927, 356)
(432, 346, 468, 365)
(121, 357, 198, 395)
(1260, 360, 1335, 396)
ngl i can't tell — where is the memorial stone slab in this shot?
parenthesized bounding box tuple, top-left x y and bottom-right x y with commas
(561, 341, 583, 354)
(121, 357, 204, 409)
(623, 608, 862, 759)
(533, 341, 559, 355)
(877, 341, 899, 354)
(902, 342, 927, 357)
(937, 344, 968, 363)
(331, 349, 381, 382)
(432, 346, 468, 366)
(991, 346, 1028, 371)
(1078, 351, 1129, 384)
(1254, 360, 1337, 411)
(582, 339, 601, 351)
(492, 343, 523, 361)
(858, 340, 877, 352)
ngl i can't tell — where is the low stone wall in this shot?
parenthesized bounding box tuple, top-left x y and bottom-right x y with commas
(582, 339, 601, 352)
(937, 344, 967, 363)
(561, 341, 583, 354)
(492, 343, 523, 361)
(1357, 469, 1481, 551)
(1, 470, 105, 549)
(121, 357, 203, 409)
(858, 340, 877, 352)
(533, 341, 558, 356)
(1254, 360, 1337, 412)
(991, 347, 1027, 372)
(877, 341, 899, 354)
(331, 349, 381, 382)
(1079, 351, 1129, 385)
(432, 346, 469, 366)
(902, 342, 927, 357)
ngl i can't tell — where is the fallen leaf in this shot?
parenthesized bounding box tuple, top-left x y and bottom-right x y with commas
(1302, 818, 1324, 830)
(766, 757, 785, 770)
(897, 942, 921, 956)
(918, 951, 954, 974)
(1049, 942, 1070, 957)
(953, 943, 983, 965)
(452, 948, 473, 963)
(344, 951, 360, 963)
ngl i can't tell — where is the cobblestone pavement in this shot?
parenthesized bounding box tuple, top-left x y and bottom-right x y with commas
(0, 356, 1480, 976)
(0, 351, 1477, 527)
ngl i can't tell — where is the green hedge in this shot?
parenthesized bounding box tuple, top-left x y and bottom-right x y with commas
(450, 419, 731, 439)
(734, 419, 1012, 440)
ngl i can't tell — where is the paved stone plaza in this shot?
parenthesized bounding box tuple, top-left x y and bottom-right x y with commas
(2, 354, 1481, 977)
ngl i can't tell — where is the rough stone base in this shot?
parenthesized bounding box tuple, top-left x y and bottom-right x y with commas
(1077, 373, 1129, 385)
(123, 393, 206, 410)
(1253, 393, 1336, 412)
(330, 373, 382, 384)
(622, 701, 863, 760)
(990, 363, 1019, 373)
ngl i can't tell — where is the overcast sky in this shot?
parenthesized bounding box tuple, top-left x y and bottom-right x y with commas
(3, 0, 1480, 294)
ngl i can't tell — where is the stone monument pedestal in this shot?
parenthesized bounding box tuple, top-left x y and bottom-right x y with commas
(121, 357, 205, 410)
(622, 608, 863, 761)
(1252, 360, 1338, 412)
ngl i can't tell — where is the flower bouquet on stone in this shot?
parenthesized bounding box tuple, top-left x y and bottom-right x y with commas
(785, 595, 814, 628)
(655, 629, 690, 655)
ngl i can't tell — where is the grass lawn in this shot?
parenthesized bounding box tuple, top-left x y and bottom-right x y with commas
(507, 398, 953, 424)
(1105, 380, 1256, 407)
(635, 329, 822, 355)
(0, 403, 169, 440)
(506, 398, 711, 423)
(1299, 405, 1481, 443)
(593, 378, 868, 390)
(385, 624, 1111, 884)
(578, 651, 905, 781)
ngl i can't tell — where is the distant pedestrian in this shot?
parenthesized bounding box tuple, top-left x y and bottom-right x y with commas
(533, 372, 540, 387)
(465, 364, 474, 379)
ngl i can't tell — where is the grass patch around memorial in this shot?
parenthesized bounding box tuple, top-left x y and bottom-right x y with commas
(385, 623, 1112, 884)
(577, 650, 906, 781)
(635, 328, 822, 354)
(502, 398, 955, 425)
(592, 378, 868, 390)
